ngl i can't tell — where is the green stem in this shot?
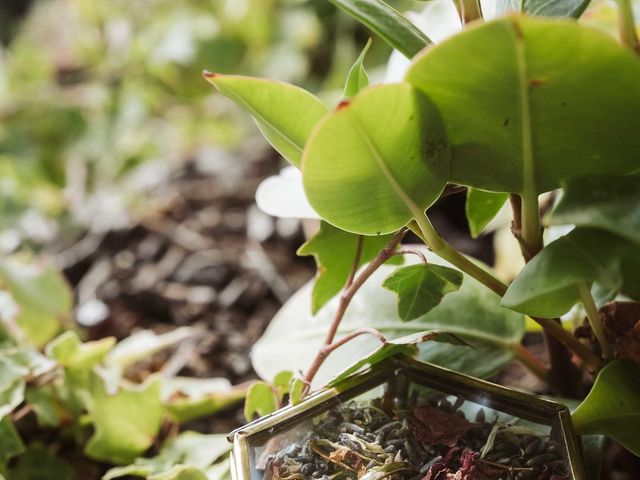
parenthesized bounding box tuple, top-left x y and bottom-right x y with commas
(578, 283, 613, 360)
(616, 0, 640, 54)
(453, 0, 483, 24)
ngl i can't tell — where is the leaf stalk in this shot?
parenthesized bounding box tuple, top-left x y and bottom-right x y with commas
(578, 283, 613, 360)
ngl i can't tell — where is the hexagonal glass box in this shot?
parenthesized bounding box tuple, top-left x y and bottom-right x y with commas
(228, 355, 587, 480)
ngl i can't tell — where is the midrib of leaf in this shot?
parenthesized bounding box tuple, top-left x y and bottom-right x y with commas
(351, 113, 426, 222)
(221, 88, 305, 156)
(513, 21, 536, 202)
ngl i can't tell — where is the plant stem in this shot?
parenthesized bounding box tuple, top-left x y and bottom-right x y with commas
(453, 0, 483, 24)
(320, 327, 387, 356)
(412, 214, 508, 296)
(409, 217, 604, 373)
(302, 230, 406, 393)
(578, 283, 613, 360)
(512, 344, 549, 382)
(616, 0, 640, 54)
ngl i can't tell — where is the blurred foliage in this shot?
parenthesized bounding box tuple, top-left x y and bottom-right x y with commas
(0, 0, 396, 248)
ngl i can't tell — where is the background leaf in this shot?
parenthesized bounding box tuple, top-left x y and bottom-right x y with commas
(502, 228, 636, 317)
(302, 83, 449, 235)
(85, 375, 164, 464)
(465, 189, 509, 238)
(0, 258, 72, 347)
(252, 251, 524, 387)
(406, 16, 640, 195)
(204, 74, 328, 167)
(344, 39, 372, 98)
(0, 417, 24, 464)
(9, 445, 73, 480)
(328, 0, 431, 58)
(572, 359, 640, 456)
(496, 0, 591, 18)
(243, 381, 277, 421)
(548, 174, 640, 245)
(382, 264, 463, 321)
(298, 222, 399, 313)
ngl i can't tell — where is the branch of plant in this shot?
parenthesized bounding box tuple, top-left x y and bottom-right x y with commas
(578, 283, 613, 360)
(320, 327, 387, 357)
(453, 0, 483, 24)
(616, 0, 640, 54)
(408, 217, 603, 372)
(301, 230, 406, 394)
(394, 248, 428, 264)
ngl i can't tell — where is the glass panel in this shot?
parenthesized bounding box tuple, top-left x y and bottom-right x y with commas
(245, 375, 573, 479)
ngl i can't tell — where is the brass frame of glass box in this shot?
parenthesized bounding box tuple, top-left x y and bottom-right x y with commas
(228, 355, 588, 480)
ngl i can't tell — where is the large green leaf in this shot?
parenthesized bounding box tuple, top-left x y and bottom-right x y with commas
(572, 359, 640, 456)
(104, 432, 231, 480)
(203, 73, 328, 167)
(298, 222, 399, 314)
(465, 189, 509, 238)
(406, 16, 640, 195)
(496, 0, 591, 18)
(502, 228, 635, 317)
(328, 0, 431, 58)
(0, 258, 72, 347)
(382, 264, 463, 321)
(251, 251, 524, 387)
(85, 375, 164, 464)
(302, 83, 449, 235)
(548, 174, 640, 245)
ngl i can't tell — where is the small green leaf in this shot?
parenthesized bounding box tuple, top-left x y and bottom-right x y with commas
(46, 330, 115, 370)
(496, 0, 591, 18)
(289, 378, 305, 406)
(24, 386, 63, 427)
(465, 189, 509, 238)
(85, 374, 164, 464)
(572, 359, 640, 456)
(104, 432, 230, 480)
(328, 0, 430, 58)
(162, 378, 245, 424)
(243, 382, 277, 421)
(502, 228, 635, 317)
(382, 264, 463, 321)
(0, 417, 24, 464)
(204, 73, 328, 167)
(0, 258, 72, 347)
(9, 445, 73, 480)
(548, 174, 640, 245)
(344, 39, 372, 98)
(273, 371, 293, 400)
(298, 222, 399, 313)
(303, 83, 449, 235)
(328, 330, 469, 386)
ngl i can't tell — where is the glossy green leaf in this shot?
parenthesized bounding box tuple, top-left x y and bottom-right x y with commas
(496, 0, 591, 17)
(298, 222, 399, 313)
(85, 375, 164, 464)
(252, 251, 524, 387)
(0, 258, 72, 347)
(9, 445, 73, 480)
(162, 378, 245, 424)
(406, 16, 640, 195)
(548, 174, 640, 245)
(0, 417, 24, 464)
(273, 371, 293, 400)
(328, 0, 431, 58)
(243, 381, 277, 421)
(502, 228, 635, 317)
(204, 73, 328, 167)
(289, 378, 305, 406)
(465, 189, 509, 238)
(572, 359, 640, 456)
(382, 264, 463, 321)
(344, 39, 372, 98)
(104, 432, 230, 480)
(303, 83, 449, 235)
(328, 330, 469, 386)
